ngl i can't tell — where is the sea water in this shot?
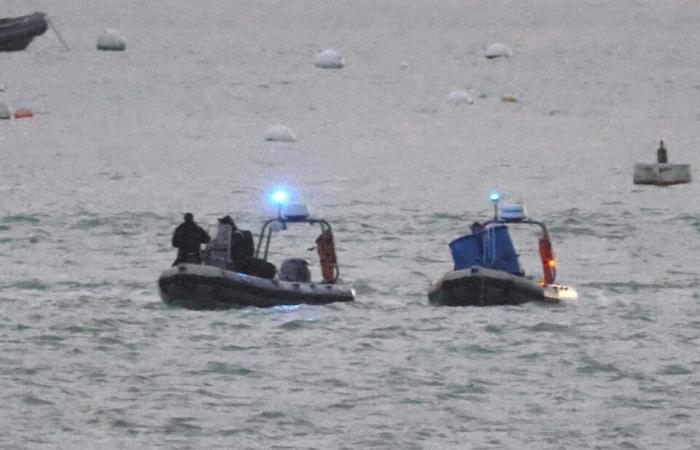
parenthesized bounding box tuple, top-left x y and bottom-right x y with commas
(1, 1, 699, 448)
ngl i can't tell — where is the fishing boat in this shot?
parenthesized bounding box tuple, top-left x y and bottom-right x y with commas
(158, 197, 355, 309)
(429, 194, 578, 306)
(0, 12, 48, 52)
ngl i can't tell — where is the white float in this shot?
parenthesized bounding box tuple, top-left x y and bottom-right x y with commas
(0, 102, 10, 120)
(314, 49, 344, 69)
(264, 124, 297, 142)
(633, 164, 692, 185)
(485, 43, 512, 59)
(633, 142, 692, 185)
(97, 29, 127, 51)
(447, 90, 474, 105)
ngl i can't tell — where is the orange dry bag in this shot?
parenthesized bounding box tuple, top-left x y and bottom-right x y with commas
(316, 229, 338, 284)
(538, 237, 556, 285)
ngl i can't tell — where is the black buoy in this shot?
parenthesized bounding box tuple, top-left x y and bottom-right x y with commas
(657, 140, 668, 163)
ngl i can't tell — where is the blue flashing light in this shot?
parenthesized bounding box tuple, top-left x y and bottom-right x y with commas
(489, 191, 501, 202)
(271, 189, 290, 205)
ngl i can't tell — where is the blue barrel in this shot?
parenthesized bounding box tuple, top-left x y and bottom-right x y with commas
(449, 234, 482, 270)
(449, 224, 521, 274)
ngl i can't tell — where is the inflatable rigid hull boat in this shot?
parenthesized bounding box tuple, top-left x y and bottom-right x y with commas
(428, 265, 576, 306)
(429, 195, 578, 307)
(159, 263, 354, 309)
(158, 202, 355, 309)
(0, 12, 48, 51)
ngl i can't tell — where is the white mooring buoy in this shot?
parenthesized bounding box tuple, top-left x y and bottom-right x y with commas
(447, 90, 474, 105)
(485, 43, 512, 59)
(633, 140, 692, 185)
(264, 124, 297, 142)
(0, 102, 11, 120)
(314, 49, 344, 69)
(97, 29, 127, 51)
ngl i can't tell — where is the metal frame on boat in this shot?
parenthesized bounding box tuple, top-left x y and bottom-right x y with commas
(256, 212, 340, 283)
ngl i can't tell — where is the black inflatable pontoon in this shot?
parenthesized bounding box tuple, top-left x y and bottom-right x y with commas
(0, 12, 48, 52)
(159, 263, 354, 310)
(428, 265, 576, 306)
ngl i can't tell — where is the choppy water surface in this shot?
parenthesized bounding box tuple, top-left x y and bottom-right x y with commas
(2, 1, 700, 448)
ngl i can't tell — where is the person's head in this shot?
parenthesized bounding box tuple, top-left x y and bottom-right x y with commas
(218, 215, 237, 229)
(184, 212, 194, 223)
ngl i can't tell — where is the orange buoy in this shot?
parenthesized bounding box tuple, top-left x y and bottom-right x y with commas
(14, 107, 33, 119)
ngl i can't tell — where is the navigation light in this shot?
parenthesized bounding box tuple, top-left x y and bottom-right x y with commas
(269, 188, 291, 219)
(271, 189, 290, 205)
(489, 191, 501, 219)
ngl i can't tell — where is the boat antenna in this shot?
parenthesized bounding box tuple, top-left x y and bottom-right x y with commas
(47, 17, 70, 51)
(489, 192, 501, 220)
(270, 189, 289, 219)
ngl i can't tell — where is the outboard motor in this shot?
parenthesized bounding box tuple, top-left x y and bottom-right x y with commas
(279, 258, 311, 282)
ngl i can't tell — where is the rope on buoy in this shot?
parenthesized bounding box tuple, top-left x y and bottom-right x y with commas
(47, 17, 70, 51)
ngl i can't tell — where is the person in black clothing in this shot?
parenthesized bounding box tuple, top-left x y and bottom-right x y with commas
(172, 213, 211, 266)
(216, 215, 253, 261)
(218, 215, 276, 279)
(657, 140, 668, 164)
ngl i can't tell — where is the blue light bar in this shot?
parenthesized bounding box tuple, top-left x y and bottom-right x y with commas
(271, 189, 289, 205)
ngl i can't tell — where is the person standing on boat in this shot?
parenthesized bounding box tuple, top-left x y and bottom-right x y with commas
(171, 213, 211, 266)
(219, 215, 276, 279)
(657, 140, 668, 163)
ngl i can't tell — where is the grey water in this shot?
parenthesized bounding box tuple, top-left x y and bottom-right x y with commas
(2, 1, 700, 448)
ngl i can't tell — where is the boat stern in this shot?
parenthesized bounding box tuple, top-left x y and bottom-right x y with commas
(543, 283, 578, 302)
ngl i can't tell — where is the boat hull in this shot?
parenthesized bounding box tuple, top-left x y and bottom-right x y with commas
(158, 263, 354, 310)
(428, 266, 552, 306)
(0, 12, 48, 52)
